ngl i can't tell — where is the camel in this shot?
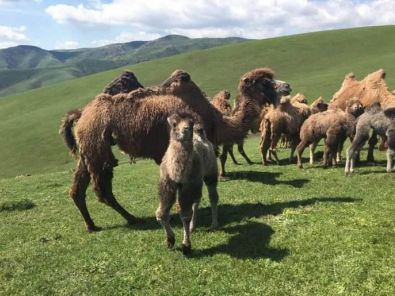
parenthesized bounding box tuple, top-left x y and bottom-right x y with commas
(156, 111, 218, 255)
(218, 80, 292, 174)
(330, 69, 395, 162)
(297, 98, 363, 168)
(60, 68, 280, 231)
(260, 96, 310, 165)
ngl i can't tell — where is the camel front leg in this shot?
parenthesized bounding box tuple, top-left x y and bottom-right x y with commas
(156, 178, 177, 249)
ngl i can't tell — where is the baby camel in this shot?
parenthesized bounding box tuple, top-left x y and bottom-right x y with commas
(297, 98, 363, 168)
(156, 111, 219, 255)
(345, 103, 395, 174)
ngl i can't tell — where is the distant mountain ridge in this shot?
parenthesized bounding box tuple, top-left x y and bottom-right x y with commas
(0, 35, 249, 97)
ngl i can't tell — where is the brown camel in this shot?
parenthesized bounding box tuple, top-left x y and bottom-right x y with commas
(330, 69, 395, 162)
(60, 68, 279, 231)
(218, 80, 292, 173)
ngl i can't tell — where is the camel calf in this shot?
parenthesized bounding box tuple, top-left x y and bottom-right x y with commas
(156, 111, 219, 255)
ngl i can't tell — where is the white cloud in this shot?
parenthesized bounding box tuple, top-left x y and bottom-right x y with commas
(0, 25, 28, 48)
(45, 0, 395, 39)
(54, 40, 79, 49)
(91, 31, 162, 46)
(0, 25, 27, 41)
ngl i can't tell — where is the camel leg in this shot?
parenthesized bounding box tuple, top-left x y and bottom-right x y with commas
(219, 145, 230, 177)
(345, 134, 368, 175)
(91, 151, 141, 225)
(156, 178, 177, 249)
(309, 140, 319, 165)
(238, 143, 254, 165)
(228, 145, 241, 165)
(289, 135, 300, 163)
(386, 148, 394, 173)
(70, 156, 98, 231)
(260, 120, 271, 165)
(178, 183, 202, 255)
(204, 175, 219, 230)
(269, 134, 281, 165)
(296, 139, 309, 169)
(336, 137, 346, 164)
(367, 131, 378, 164)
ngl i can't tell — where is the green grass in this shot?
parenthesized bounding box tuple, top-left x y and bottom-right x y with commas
(1, 25, 395, 179)
(1, 138, 395, 295)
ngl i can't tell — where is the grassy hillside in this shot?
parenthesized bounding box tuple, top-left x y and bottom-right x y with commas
(1, 25, 395, 179)
(0, 35, 248, 97)
(1, 139, 395, 295)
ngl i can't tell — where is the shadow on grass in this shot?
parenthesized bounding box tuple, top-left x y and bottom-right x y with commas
(0, 199, 36, 212)
(124, 196, 360, 230)
(191, 221, 287, 260)
(108, 196, 360, 260)
(225, 171, 310, 188)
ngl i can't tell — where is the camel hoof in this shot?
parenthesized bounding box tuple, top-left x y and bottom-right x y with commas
(182, 243, 191, 255)
(167, 236, 175, 249)
(87, 225, 102, 232)
(127, 216, 145, 225)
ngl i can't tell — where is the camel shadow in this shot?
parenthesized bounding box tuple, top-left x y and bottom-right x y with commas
(123, 196, 359, 231)
(0, 199, 36, 213)
(108, 197, 359, 260)
(190, 221, 288, 260)
(225, 171, 310, 188)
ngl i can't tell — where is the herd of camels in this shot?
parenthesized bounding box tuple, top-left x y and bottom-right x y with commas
(60, 67, 395, 251)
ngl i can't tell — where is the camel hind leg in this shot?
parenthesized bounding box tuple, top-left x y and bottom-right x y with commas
(90, 148, 141, 226)
(227, 145, 240, 165)
(70, 155, 98, 231)
(237, 143, 254, 165)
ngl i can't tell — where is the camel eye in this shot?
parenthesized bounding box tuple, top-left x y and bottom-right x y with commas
(172, 122, 177, 128)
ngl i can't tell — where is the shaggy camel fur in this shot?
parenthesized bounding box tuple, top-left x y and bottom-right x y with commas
(297, 98, 363, 168)
(345, 103, 395, 174)
(157, 111, 218, 255)
(60, 68, 279, 231)
(260, 96, 310, 165)
(103, 70, 144, 95)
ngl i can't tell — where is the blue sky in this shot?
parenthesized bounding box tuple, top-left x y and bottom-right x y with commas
(1, 0, 395, 50)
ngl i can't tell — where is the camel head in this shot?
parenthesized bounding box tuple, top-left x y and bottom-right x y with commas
(162, 69, 193, 92)
(238, 68, 278, 105)
(275, 80, 292, 96)
(346, 97, 364, 117)
(167, 111, 195, 143)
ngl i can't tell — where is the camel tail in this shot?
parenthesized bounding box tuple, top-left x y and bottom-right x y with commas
(59, 109, 82, 157)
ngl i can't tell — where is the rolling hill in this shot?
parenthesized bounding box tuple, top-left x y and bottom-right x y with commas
(1, 25, 395, 179)
(0, 35, 249, 98)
